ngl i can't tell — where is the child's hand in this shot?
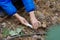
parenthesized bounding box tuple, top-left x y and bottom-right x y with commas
(19, 17, 29, 26)
(14, 13, 29, 26)
(29, 11, 41, 29)
(31, 18, 41, 29)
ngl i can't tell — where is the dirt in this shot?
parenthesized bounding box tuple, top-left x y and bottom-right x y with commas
(0, 0, 60, 40)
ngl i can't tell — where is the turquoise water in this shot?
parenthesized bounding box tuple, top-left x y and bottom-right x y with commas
(45, 24, 60, 40)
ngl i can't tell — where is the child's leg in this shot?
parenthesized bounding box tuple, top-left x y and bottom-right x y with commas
(0, 1, 17, 16)
(22, 0, 36, 13)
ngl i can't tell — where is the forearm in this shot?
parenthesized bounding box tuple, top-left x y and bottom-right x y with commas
(29, 11, 36, 19)
(13, 13, 22, 21)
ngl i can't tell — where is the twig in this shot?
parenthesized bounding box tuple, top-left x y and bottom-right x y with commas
(3, 33, 42, 40)
(0, 16, 8, 22)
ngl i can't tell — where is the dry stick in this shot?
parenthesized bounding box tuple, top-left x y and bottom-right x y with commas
(0, 16, 8, 22)
(3, 33, 42, 40)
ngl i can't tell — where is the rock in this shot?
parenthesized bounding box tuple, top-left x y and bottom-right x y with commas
(42, 22, 47, 28)
(1, 22, 6, 28)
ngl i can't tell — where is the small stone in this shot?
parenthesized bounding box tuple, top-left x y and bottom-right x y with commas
(42, 22, 47, 28)
(1, 22, 6, 28)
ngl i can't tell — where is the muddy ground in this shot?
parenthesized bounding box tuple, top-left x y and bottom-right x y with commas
(0, 0, 60, 40)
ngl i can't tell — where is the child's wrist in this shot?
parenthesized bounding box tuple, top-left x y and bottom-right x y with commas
(29, 11, 36, 19)
(13, 13, 23, 20)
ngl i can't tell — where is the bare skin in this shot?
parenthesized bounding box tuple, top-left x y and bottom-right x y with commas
(29, 11, 41, 29)
(13, 13, 29, 26)
(13, 11, 41, 29)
